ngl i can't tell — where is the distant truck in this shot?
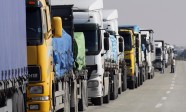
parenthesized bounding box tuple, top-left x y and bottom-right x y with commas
(0, 0, 27, 111)
(119, 28, 138, 89)
(140, 29, 155, 79)
(154, 40, 165, 72)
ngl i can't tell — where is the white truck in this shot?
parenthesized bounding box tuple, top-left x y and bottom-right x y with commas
(140, 30, 155, 79)
(53, 0, 111, 106)
(102, 9, 127, 97)
(154, 40, 165, 73)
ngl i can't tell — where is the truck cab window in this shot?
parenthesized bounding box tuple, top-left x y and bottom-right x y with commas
(156, 48, 162, 56)
(84, 30, 99, 53)
(123, 34, 132, 51)
(26, 8, 42, 45)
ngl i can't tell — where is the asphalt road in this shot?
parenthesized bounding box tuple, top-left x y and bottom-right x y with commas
(85, 61, 186, 112)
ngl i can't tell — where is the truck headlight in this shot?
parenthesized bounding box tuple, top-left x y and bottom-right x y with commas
(88, 80, 99, 88)
(30, 86, 43, 94)
(29, 104, 39, 110)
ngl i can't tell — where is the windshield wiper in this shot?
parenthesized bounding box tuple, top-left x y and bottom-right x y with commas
(27, 27, 37, 32)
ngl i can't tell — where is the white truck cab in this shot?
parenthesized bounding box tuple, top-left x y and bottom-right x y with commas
(140, 30, 155, 79)
(154, 40, 165, 72)
(102, 9, 126, 98)
(54, 0, 109, 105)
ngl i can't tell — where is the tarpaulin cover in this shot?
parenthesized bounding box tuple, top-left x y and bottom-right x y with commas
(119, 25, 140, 33)
(104, 37, 112, 60)
(110, 35, 118, 63)
(53, 29, 74, 78)
(74, 32, 86, 71)
(0, 0, 27, 81)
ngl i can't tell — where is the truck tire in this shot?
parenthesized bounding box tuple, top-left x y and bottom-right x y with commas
(128, 80, 135, 89)
(103, 83, 110, 104)
(148, 73, 151, 79)
(78, 80, 88, 111)
(110, 75, 117, 100)
(135, 76, 139, 88)
(91, 97, 103, 106)
(118, 86, 122, 94)
(124, 69, 128, 91)
(121, 72, 126, 92)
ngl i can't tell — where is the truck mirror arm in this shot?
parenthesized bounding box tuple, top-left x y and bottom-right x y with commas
(101, 51, 108, 57)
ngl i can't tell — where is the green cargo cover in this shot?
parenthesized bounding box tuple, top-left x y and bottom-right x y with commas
(74, 32, 86, 71)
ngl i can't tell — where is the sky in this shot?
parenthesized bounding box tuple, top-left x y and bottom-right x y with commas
(104, 0, 186, 46)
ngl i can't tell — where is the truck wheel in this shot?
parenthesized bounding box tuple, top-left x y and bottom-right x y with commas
(103, 84, 110, 104)
(78, 80, 88, 111)
(121, 71, 127, 92)
(148, 73, 151, 79)
(128, 80, 135, 89)
(135, 76, 139, 88)
(124, 69, 128, 91)
(91, 97, 103, 106)
(118, 87, 122, 94)
(110, 75, 117, 100)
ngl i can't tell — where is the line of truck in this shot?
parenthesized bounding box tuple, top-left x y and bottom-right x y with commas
(0, 0, 175, 112)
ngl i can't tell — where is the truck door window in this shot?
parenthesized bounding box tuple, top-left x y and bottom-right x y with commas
(26, 7, 42, 45)
(84, 30, 99, 53)
(156, 48, 161, 56)
(41, 9, 47, 33)
(123, 34, 132, 51)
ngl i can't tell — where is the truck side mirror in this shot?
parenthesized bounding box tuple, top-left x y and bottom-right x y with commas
(151, 44, 154, 53)
(104, 32, 110, 38)
(104, 37, 109, 51)
(52, 17, 62, 37)
(119, 38, 124, 52)
(136, 38, 139, 47)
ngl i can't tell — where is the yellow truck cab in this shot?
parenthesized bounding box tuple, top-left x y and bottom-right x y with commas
(26, 0, 62, 111)
(119, 28, 138, 89)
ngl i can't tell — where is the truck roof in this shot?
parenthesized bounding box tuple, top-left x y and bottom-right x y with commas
(102, 9, 118, 21)
(119, 25, 140, 33)
(140, 29, 154, 33)
(51, 0, 103, 11)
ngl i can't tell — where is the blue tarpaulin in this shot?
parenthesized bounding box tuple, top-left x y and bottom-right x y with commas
(52, 29, 74, 78)
(110, 35, 118, 63)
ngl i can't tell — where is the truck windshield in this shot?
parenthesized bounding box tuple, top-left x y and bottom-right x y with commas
(123, 34, 132, 51)
(26, 7, 42, 45)
(83, 30, 100, 55)
(156, 48, 162, 56)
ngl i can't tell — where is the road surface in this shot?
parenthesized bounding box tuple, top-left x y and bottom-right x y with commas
(85, 61, 186, 112)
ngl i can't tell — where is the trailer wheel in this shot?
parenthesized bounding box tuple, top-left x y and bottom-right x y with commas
(78, 80, 88, 111)
(91, 97, 103, 106)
